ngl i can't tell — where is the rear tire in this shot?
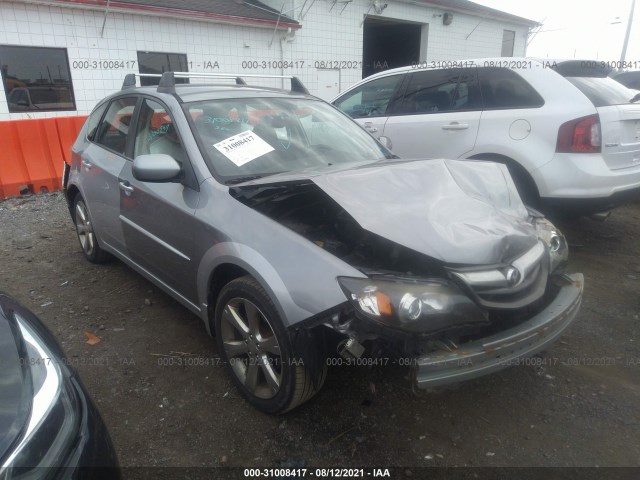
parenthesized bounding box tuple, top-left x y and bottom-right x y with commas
(73, 194, 110, 264)
(214, 276, 326, 414)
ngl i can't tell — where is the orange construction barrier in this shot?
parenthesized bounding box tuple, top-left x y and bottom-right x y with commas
(0, 115, 87, 200)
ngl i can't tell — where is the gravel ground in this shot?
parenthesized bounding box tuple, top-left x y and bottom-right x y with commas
(0, 192, 639, 471)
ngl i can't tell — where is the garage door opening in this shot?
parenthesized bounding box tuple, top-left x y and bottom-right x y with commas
(362, 16, 424, 78)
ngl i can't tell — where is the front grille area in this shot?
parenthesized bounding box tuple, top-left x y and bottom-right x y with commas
(448, 243, 550, 310)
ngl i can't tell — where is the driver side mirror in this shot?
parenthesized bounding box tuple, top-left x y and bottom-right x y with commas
(132, 154, 182, 183)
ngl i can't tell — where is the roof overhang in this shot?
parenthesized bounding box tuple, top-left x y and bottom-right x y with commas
(15, 0, 302, 30)
(394, 0, 540, 28)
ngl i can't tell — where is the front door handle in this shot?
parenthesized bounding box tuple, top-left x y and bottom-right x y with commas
(363, 122, 378, 133)
(442, 122, 469, 130)
(81, 160, 93, 170)
(119, 181, 134, 195)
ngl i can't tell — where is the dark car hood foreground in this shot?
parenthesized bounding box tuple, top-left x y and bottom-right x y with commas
(0, 293, 121, 477)
(0, 300, 31, 463)
(238, 159, 538, 265)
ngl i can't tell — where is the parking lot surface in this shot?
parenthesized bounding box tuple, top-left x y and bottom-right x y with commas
(0, 193, 639, 468)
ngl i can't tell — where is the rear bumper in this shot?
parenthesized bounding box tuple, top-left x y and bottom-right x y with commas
(414, 273, 583, 389)
(533, 153, 640, 211)
(541, 186, 640, 215)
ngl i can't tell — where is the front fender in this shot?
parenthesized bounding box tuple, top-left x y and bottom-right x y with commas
(197, 242, 331, 330)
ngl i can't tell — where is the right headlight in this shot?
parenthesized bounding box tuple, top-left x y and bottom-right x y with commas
(534, 217, 568, 272)
(337, 276, 488, 334)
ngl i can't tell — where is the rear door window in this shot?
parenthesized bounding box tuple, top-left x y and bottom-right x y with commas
(398, 68, 481, 114)
(94, 97, 137, 156)
(565, 76, 635, 107)
(479, 68, 544, 109)
(333, 74, 404, 118)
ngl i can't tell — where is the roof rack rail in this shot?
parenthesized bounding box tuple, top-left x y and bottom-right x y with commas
(122, 72, 310, 94)
(121, 73, 166, 90)
(122, 73, 137, 90)
(122, 72, 242, 91)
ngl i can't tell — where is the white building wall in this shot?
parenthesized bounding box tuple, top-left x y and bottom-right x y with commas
(0, 1, 284, 120)
(272, 0, 529, 94)
(0, 0, 530, 121)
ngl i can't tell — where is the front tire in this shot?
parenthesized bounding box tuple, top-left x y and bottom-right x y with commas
(214, 276, 326, 414)
(73, 195, 110, 264)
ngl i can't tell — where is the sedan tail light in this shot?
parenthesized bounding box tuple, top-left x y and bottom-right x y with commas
(556, 114, 601, 153)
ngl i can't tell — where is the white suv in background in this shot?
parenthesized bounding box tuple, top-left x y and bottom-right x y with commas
(332, 59, 640, 215)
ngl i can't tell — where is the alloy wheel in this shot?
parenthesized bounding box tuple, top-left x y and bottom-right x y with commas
(75, 201, 95, 256)
(220, 298, 282, 399)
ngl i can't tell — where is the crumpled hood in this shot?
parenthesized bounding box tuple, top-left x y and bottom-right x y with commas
(239, 159, 538, 265)
(314, 159, 538, 265)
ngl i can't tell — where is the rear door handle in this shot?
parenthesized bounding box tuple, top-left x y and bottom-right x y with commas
(119, 181, 134, 195)
(363, 122, 378, 133)
(81, 160, 93, 170)
(442, 122, 469, 130)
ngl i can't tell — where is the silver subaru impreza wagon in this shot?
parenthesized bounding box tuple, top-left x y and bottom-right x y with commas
(63, 72, 583, 413)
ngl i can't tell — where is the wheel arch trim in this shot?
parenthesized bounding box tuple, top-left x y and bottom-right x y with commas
(467, 152, 541, 201)
(197, 242, 315, 333)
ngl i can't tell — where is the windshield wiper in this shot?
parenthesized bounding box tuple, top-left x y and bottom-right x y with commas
(631, 92, 640, 103)
(225, 174, 265, 185)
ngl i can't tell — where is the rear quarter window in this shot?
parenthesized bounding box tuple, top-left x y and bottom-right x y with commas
(479, 68, 544, 109)
(94, 97, 137, 156)
(85, 102, 108, 141)
(565, 76, 635, 107)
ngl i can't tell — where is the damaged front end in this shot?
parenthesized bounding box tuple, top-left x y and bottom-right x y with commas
(230, 159, 584, 388)
(331, 231, 582, 388)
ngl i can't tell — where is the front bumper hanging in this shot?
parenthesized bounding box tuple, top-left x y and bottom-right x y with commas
(414, 273, 584, 388)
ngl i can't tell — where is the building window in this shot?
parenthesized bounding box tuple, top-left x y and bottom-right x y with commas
(137, 51, 189, 86)
(0, 45, 76, 112)
(501, 30, 515, 57)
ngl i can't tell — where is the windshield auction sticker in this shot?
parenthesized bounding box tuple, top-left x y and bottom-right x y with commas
(213, 131, 274, 166)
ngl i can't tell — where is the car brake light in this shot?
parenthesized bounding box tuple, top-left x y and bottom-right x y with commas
(556, 114, 601, 153)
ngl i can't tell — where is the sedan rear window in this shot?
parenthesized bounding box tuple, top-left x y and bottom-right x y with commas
(565, 76, 636, 107)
